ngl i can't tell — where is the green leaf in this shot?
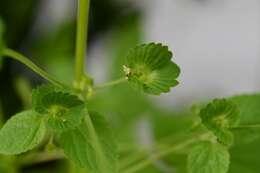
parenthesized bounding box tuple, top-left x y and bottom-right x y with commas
(32, 85, 84, 131)
(229, 138, 260, 173)
(188, 141, 230, 173)
(0, 110, 46, 155)
(32, 84, 75, 113)
(59, 111, 117, 173)
(124, 43, 180, 95)
(200, 99, 240, 146)
(229, 94, 260, 145)
(230, 94, 260, 125)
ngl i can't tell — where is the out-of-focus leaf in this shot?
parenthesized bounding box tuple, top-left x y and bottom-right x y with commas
(199, 99, 240, 146)
(188, 141, 230, 173)
(229, 94, 260, 144)
(229, 138, 260, 173)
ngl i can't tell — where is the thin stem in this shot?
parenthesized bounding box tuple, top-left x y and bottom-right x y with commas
(232, 124, 260, 129)
(94, 77, 127, 90)
(2, 49, 67, 88)
(84, 112, 108, 173)
(120, 150, 147, 170)
(121, 133, 210, 173)
(75, 0, 90, 84)
(18, 150, 65, 166)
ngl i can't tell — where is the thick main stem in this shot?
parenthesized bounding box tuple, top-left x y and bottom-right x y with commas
(75, 0, 90, 85)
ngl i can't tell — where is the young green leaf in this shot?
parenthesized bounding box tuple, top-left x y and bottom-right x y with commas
(200, 99, 240, 146)
(32, 85, 84, 131)
(187, 141, 230, 173)
(59, 111, 117, 173)
(0, 110, 46, 155)
(124, 43, 180, 95)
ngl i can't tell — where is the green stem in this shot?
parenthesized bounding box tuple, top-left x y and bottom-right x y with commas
(94, 77, 127, 90)
(17, 150, 64, 167)
(84, 112, 108, 173)
(232, 124, 260, 129)
(120, 150, 147, 170)
(2, 49, 67, 88)
(121, 133, 210, 173)
(75, 0, 90, 85)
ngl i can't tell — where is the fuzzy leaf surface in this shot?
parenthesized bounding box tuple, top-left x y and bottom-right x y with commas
(200, 99, 240, 145)
(124, 43, 180, 95)
(32, 84, 84, 131)
(0, 110, 46, 154)
(188, 141, 230, 173)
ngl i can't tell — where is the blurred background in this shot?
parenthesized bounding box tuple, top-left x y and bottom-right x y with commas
(0, 0, 259, 111)
(0, 0, 259, 173)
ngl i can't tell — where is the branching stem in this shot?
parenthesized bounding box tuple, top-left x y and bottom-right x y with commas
(2, 49, 67, 88)
(94, 77, 127, 90)
(121, 133, 210, 173)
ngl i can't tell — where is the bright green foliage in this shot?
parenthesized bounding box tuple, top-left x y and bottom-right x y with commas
(0, 110, 46, 155)
(124, 43, 180, 95)
(200, 99, 240, 146)
(32, 85, 84, 131)
(187, 141, 230, 173)
(59, 111, 117, 173)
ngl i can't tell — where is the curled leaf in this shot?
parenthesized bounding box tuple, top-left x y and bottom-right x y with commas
(200, 99, 240, 146)
(32, 85, 84, 131)
(124, 43, 180, 95)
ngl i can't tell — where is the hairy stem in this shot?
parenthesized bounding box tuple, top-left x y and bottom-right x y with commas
(75, 0, 90, 85)
(2, 49, 67, 88)
(94, 77, 127, 90)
